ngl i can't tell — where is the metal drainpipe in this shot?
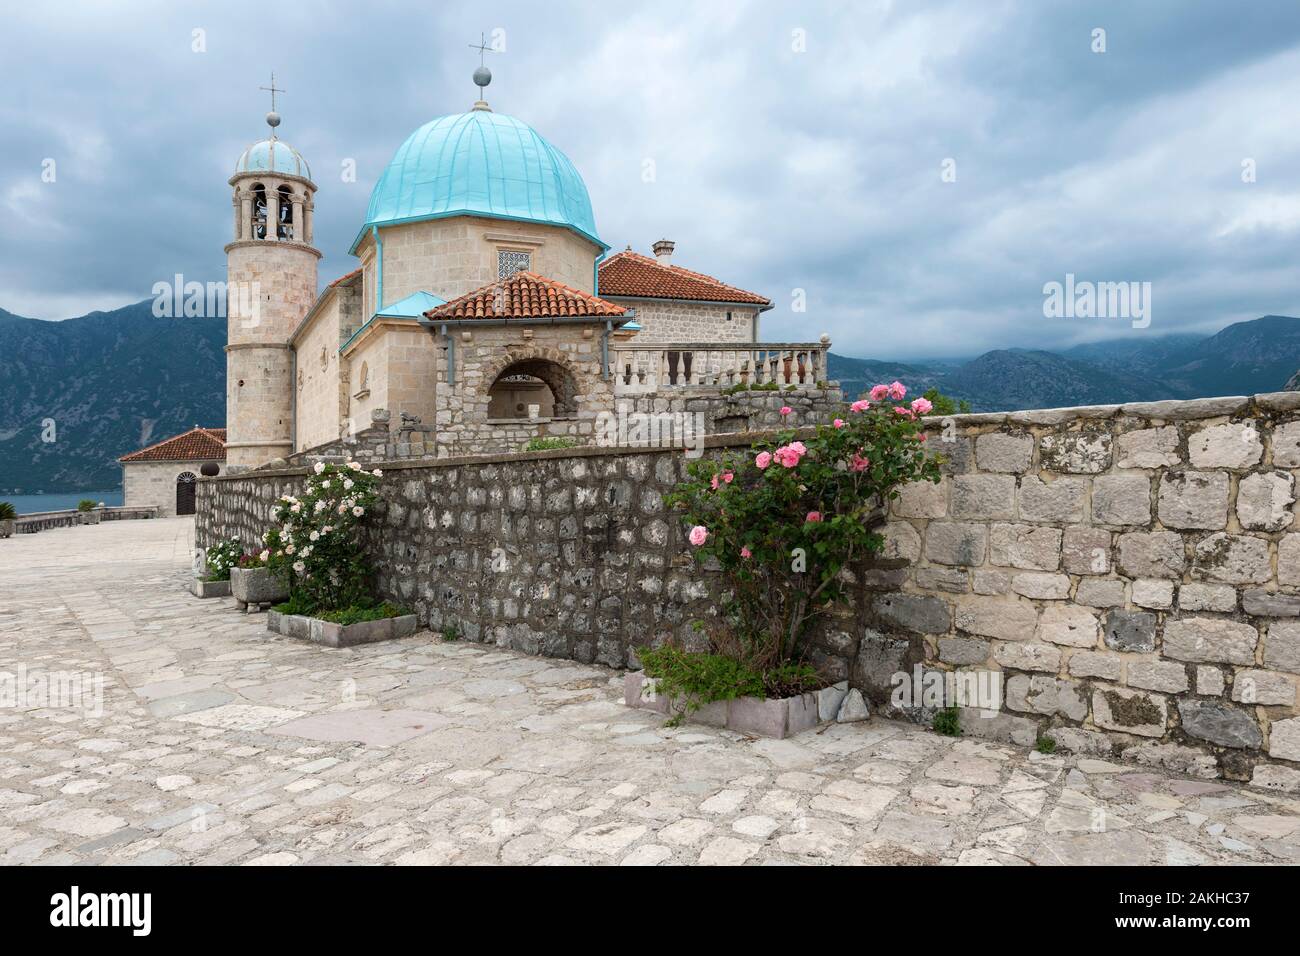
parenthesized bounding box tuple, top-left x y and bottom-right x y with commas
(441, 323, 454, 385)
(289, 346, 297, 452)
(371, 225, 383, 312)
(601, 320, 611, 381)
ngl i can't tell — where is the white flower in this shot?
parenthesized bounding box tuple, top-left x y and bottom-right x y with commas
(352, 506, 364, 517)
(347, 461, 361, 470)
(292, 560, 305, 573)
(314, 500, 327, 512)
(285, 544, 295, 554)
(372, 469, 383, 477)
(343, 479, 354, 490)
(309, 530, 319, 541)
(301, 546, 312, 558)
(259, 550, 270, 562)
(337, 503, 347, 513)
(320, 479, 330, 489)
(313, 462, 326, 475)
(290, 502, 301, 513)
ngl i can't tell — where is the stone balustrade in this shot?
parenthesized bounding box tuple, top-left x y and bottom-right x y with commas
(609, 342, 829, 394)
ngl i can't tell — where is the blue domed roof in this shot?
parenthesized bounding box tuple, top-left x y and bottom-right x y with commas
(356, 109, 605, 252)
(236, 138, 311, 179)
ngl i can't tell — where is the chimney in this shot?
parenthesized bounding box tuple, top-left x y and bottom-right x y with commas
(652, 239, 675, 265)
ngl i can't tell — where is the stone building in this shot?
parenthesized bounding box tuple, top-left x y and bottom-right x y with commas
(223, 68, 829, 471)
(119, 427, 226, 516)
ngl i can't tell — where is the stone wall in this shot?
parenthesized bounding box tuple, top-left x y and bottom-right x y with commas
(123, 459, 221, 516)
(196, 391, 1300, 787)
(606, 298, 758, 342)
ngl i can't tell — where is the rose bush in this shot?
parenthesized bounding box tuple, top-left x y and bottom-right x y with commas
(666, 382, 942, 674)
(263, 461, 382, 612)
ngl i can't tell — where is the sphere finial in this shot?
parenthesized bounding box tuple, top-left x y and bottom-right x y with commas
(473, 65, 491, 89)
(266, 111, 281, 129)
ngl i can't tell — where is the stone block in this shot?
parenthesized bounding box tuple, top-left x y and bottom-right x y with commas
(1075, 577, 1126, 608)
(1179, 700, 1263, 749)
(951, 474, 1016, 520)
(1068, 650, 1123, 681)
(872, 593, 952, 635)
(1038, 605, 1099, 647)
(1039, 432, 1112, 474)
(989, 523, 1061, 570)
(1116, 426, 1181, 468)
(893, 479, 948, 518)
(975, 432, 1034, 472)
(1162, 617, 1258, 665)
(924, 522, 988, 567)
(992, 641, 1060, 672)
(953, 596, 1038, 641)
(1093, 475, 1152, 526)
(1242, 589, 1300, 617)
(1270, 717, 1300, 762)
(1265, 621, 1300, 674)
(1127, 660, 1189, 694)
(937, 637, 990, 665)
(1178, 583, 1237, 613)
(1092, 685, 1167, 737)
(1103, 609, 1156, 652)
(972, 569, 1009, 594)
(1131, 579, 1174, 610)
(880, 522, 922, 562)
(953, 707, 1038, 747)
(1250, 764, 1300, 793)
(1188, 422, 1263, 469)
(1010, 572, 1070, 599)
(1062, 526, 1111, 575)
(1231, 670, 1296, 706)
(915, 567, 969, 593)
(816, 681, 849, 722)
(1192, 532, 1271, 585)
(1281, 534, 1300, 587)
(1195, 665, 1224, 696)
(1236, 471, 1295, 531)
(1157, 471, 1228, 530)
(1017, 476, 1087, 523)
(1116, 531, 1185, 579)
(1271, 420, 1300, 468)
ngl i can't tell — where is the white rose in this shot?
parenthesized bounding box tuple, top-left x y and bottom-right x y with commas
(343, 479, 354, 490)
(292, 560, 305, 573)
(309, 531, 319, 541)
(372, 469, 383, 477)
(259, 550, 270, 562)
(320, 479, 330, 489)
(313, 462, 325, 474)
(352, 506, 364, 517)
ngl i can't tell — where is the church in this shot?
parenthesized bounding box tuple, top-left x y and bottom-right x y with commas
(220, 66, 831, 471)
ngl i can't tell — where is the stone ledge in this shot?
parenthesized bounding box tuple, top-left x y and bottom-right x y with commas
(266, 609, 419, 648)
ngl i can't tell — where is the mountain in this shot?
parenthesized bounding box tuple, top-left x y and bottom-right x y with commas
(0, 301, 225, 493)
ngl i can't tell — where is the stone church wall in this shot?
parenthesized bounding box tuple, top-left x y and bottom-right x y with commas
(608, 298, 759, 343)
(197, 391, 1300, 787)
(124, 459, 218, 517)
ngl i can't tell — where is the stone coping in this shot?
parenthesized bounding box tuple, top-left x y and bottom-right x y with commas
(204, 390, 1300, 483)
(267, 608, 419, 649)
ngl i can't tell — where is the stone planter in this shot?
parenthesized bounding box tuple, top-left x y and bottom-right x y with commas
(0, 519, 13, 539)
(78, 512, 101, 525)
(230, 566, 288, 610)
(266, 609, 419, 648)
(624, 672, 857, 739)
(191, 577, 231, 598)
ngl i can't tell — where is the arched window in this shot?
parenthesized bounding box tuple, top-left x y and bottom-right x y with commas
(277, 185, 294, 239)
(250, 184, 268, 239)
(175, 472, 198, 516)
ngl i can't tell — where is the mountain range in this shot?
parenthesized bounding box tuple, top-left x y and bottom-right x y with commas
(2, 301, 1299, 492)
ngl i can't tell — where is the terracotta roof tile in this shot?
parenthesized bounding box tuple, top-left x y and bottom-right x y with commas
(597, 251, 770, 306)
(119, 427, 226, 463)
(327, 268, 362, 288)
(425, 271, 626, 321)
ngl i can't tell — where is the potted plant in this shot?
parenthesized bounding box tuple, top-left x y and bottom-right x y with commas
(0, 502, 15, 539)
(76, 499, 101, 525)
(627, 382, 941, 738)
(193, 538, 241, 598)
(259, 461, 416, 646)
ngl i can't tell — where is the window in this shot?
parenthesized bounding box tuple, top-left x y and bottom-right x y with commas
(497, 249, 530, 279)
(726, 311, 733, 322)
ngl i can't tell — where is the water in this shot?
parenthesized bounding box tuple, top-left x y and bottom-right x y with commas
(1, 490, 124, 515)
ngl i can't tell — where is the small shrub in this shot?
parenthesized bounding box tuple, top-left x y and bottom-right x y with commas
(919, 387, 970, 416)
(76, 499, 97, 513)
(638, 644, 822, 725)
(441, 625, 460, 642)
(0, 502, 16, 520)
(204, 538, 243, 582)
(523, 436, 579, 452)
(933, 706, 961, 737)
(1035, 734, 1057, 755)
(315, 602, 408, 625)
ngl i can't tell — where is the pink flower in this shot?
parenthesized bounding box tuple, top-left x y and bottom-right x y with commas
(894, 406, 915, 419)
(918, 433, 928, 442)
(833, 418, 846, 429)
(850, 453, 870, 472)
(888, 380, 907, 400)
(688, 525, 709, 546)
(755, 451, 772, 470)
(722, 471, 734, 484)
(780, 406, 793, 416)
(789, 441, 807, 455)
(910, 397, 933, 415)
(773, 440, 807, 468)
(869, 384, 890, 402)
(710, 474, 720, 490)
(709, 471, 735, 491)
(850, 399, 871, 413)
(806, 511, 822, 523)
(740, 546, 752, 559)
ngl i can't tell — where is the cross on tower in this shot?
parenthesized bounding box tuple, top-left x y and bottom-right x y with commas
(468, 33, 498, 67)
(259, 72, 284, 113)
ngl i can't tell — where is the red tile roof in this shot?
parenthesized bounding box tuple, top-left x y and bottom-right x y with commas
(119, 427, 226, 463)
(327, 268, 362, 289)
(425, 271, 627, 321)
(597, 250, 770, 306)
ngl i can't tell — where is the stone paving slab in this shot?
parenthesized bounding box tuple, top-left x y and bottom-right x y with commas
(0, 518, 1297, 865)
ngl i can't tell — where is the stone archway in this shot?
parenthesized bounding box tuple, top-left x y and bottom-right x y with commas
(485, 352, 582, 417)
(176, 471, 197, 516)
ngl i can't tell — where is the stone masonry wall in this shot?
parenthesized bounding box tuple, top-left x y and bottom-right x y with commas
(196, 391, 1300, 788)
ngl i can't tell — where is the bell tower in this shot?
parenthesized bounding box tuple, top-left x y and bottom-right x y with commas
(225, 77, 320, 470)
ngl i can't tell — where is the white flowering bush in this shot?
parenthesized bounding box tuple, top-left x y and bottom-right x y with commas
(264, 461, 383, 611)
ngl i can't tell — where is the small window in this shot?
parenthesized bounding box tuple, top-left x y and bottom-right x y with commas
(726, 311, 733, 322)
(498, 250, 530, 278)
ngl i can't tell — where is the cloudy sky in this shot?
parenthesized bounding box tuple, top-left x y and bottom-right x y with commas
(3, 0, 1300, 358)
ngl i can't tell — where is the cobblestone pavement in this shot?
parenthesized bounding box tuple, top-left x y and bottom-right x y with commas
(1, 518, 1298, 866)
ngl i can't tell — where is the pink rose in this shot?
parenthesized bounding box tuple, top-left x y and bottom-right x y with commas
(722, 471, 734, 484)
(850, 453, 870, 472)
(789, 441, 807, 455)
(773, 441, 807, 468)
(894, 406, 915, 418)
(805, 511, 822, 523)
(910, 397, 933, 415)
(918, 433, 928, 442)
(755, 451, 772, 470)
(780, 406, 793, 416)
(688, 525, 709, 546)
(850, 399, 870, 413)
(740, 546, 752, 559)
(888, 380, 907, 400)
(833, 418, 846, 429)
(869, 384, 890, 402)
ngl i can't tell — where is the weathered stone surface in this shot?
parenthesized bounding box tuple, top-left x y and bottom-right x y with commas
(1017, 476, 1087, 523)
(1131, 579, 1174, 609)
(953, 596, 1038, 641)
(993, 641, 1061, 673)
(950, 475, 1016, 520)
(1068, 650, 1123, 681)
(1062, 526, 1111, 575)
(1236, 471, 1295, 531)
(1242, 589, 1300, 617)
(1265, 621, 1300, 674)
(1093, 475, 1152, 526)
(1039, 432, 1112, 474)
(1188, 422, 1263, 469)
(1103, 609, 1156, 653)
(880, 522, 922, 562)
(1006, 674, 1063, 715)
(1127, 660, 1189, 694)
(989, 523, 1062, 571)
(971, 569, 1009, 595)
(1038, 605, 1099, 647)
(836, 688, 870, 723)
(1093, 686, 1167, 737)
(872, 593, 951, 635)
(1231, 670, 1296, 706)
(974, 433, 1034, 473)
(1116, 426, 1181, 469)
(1280, 534, 1300, 588)
(1179, 700, 1263, 749)
(1192, 532, 1271, 585)
(924, 522, 987, 567)
(1178, 583, 1237, 613)
(1271, 420, 1300, 468)
(1251, 764, 1300, 793)
(1195, 665, 1225, 696)
(1162, 617, 1258, 665)
(1157, 471, 1229, 530)
(937, 637, 989, 665)
(914, 567, 968, 593)
(1010, 572, 1070, 599)
(1075, 577, 1126, 608)
(1270, 717, 1300, 762)
(892, 479, 948, 519)
(1116, 531, 1185, 579)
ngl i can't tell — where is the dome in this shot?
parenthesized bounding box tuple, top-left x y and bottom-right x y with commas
(356, 110, 605, 252)
(235, 138, 312, 179)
